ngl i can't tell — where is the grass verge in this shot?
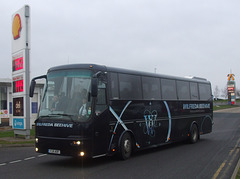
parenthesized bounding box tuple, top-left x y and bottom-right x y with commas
(0, 140, 34, 145)
(0, 129, 35, 145)
(0, 128, 35, 138)
(213, 105, 239, 111)
(237, 168, 240, 179)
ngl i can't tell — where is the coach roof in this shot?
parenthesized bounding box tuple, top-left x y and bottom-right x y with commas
(48, 63, 210, 84)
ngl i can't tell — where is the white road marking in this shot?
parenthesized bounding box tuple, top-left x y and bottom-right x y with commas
(24, 156, 36, 161)
(9, 160, 22, 164)
(38, 154, 47, 157)
(0, 154, 47, 167)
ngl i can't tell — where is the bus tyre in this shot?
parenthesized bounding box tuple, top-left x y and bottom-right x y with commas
(119, 132, 132, 160)
(189, 124, 199, 144)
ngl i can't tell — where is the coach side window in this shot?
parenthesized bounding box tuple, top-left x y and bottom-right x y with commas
(110, 73, 119, 99)
(199, 83, 212, 100)
(95, 80, 108, 115)
(142, 76, 161, 100)
(176, 81, 190, 100)
(119, 74, 142, 100)
(161, 79, 177, 100)
(190, 82, 199, 100)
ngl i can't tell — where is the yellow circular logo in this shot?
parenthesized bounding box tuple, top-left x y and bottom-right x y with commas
(12, 14, 22, 40)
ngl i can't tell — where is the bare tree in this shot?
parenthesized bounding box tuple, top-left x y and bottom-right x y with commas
(236, 89, 240, 98)
(221, 85, 228, 98)
(213, 86, 220, 99)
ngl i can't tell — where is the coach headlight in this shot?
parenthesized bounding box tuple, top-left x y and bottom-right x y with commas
(35, 138, 38, 143)
(79, 152, 85, 157)
(72, 141, 81, 146)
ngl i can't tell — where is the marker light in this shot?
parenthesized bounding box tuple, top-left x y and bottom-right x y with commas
(35, 148, 39, 152)
(80, 152, 85, 157)
(35, 138, 38, 143)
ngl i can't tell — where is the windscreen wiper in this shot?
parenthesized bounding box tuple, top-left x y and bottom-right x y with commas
(54, 113, 77, 123)
(39, 115, 57, 118)
(39, 113, 77, 123)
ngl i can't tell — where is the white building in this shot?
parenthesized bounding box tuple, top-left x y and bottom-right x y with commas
(0, 78, 44, 127)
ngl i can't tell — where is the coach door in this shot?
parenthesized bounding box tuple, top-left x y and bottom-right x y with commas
(93, 81, 109, 157)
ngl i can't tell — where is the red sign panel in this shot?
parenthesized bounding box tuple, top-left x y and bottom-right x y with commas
(228, 87, 235, 92)
(12, 56, 23, 72)
(13, 79, 24, 93)
(13, 75, 24, 93)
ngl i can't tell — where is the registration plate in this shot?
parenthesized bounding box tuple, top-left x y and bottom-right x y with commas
(48, 149, 61, 155)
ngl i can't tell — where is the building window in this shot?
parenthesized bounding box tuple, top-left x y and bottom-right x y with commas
(32, 102, 38, 113)
(0, 87, 7, 110)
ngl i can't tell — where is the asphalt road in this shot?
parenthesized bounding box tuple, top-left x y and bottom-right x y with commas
(0, 108, 239, 179)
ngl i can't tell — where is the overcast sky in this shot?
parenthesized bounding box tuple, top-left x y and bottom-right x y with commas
(1, 0, 240, 91)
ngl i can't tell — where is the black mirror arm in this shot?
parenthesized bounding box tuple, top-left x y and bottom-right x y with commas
(29, 75, 47, 97)
(32, 75, 47, 81)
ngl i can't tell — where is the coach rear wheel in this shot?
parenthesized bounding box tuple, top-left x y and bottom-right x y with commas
(189, 124, 199, 144)
(119, 132, 132, 160)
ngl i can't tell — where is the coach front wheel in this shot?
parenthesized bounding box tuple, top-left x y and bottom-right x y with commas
(119, 132, 132, 160)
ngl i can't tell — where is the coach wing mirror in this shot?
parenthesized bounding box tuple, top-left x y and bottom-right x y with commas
(91, 77, 98, 98)
(29, 80, 36, 97)
(29, 75, 47, 98)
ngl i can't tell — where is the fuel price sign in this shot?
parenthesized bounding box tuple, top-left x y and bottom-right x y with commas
(12, 75, 24, 94)
(12, 56, 23, 72)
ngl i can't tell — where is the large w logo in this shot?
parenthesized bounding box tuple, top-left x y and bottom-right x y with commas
(143, 110, 158, 137)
